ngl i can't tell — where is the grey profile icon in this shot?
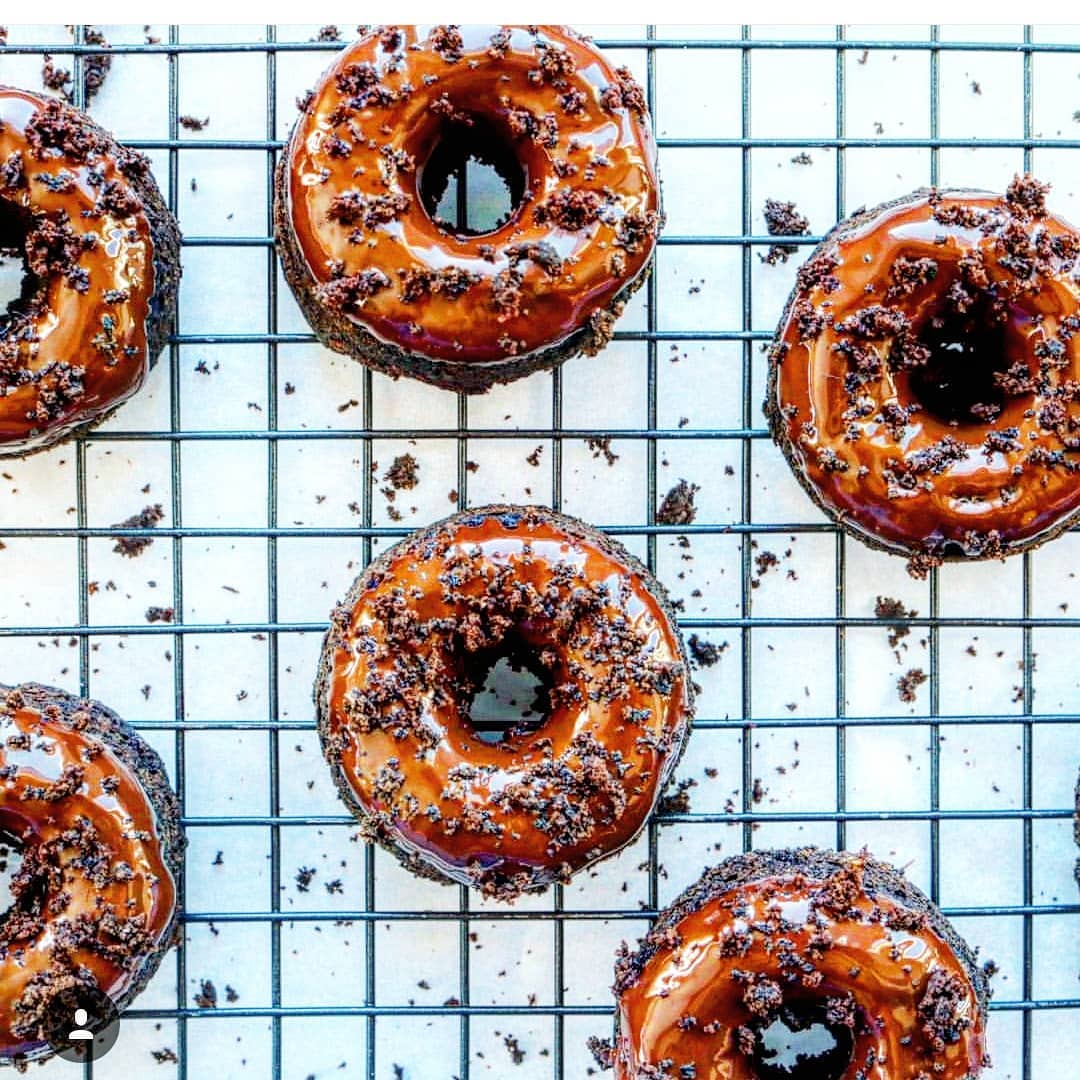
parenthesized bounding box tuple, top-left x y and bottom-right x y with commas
(42, 985, 122, 1063)
(69, 1008, 94, 1042)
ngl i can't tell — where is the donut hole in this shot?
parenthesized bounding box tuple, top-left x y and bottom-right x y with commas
(750, 1002, 855, 1080)
(904, 300, 1015, 424)
(0, 829, 47, 928)
(0, 201, 40, 329)
(418, 114, 526, 236)
(0, 831, 24, 906)
(464, 638, 553, 744)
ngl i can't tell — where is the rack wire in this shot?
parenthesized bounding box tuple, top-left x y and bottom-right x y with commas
(0, 23, 1077, 1080)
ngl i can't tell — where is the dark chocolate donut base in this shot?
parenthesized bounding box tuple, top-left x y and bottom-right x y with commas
(0, 682, 184, 1062)
(0, 97, 180, 461)
(613, 846, 991, 1013)
(273, 156, 646, 394)
(763, 187, 1080, 574)
(314, 504, 693, 898)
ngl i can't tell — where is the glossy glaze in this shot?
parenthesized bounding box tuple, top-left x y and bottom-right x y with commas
(284, 25, 660, 363)
(320, 507, 691, 896)
(0, 689, 177, 1059)
(615, 863, 986, 1080)
(0, 87, 157, 453)
(770, 188, 1080, 557)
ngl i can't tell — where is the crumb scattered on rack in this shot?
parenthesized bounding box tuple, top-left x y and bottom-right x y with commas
(657, 479, 699, 525)
(897, 668, 929, 704)
(658, 777, 696, 815)
(687, 634, 727, 668)
(111, 504, 165, 557)
(586, 437, 619, 466)
(194, 979, 217, 1009)
(874, 595, 918, 651)
(761, 198, 810, 265)
(179, 115, 210, 131)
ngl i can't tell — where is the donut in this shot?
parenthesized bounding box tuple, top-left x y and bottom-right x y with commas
(0, 682, 183, 1063)
(0, 87, 180, 456)
(315, 505, 692, 900)
(765, 177, 1080, 576)
(274, 25, 661, 393)
(605, 847, 991, 1080)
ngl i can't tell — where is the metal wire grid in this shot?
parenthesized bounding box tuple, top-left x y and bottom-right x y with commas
(0, 24, 1075, 1080)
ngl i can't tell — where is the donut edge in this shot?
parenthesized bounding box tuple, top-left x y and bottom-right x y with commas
(608, 846, 992, 1070)
(762, 185, 1080, 569)
(0, 90, 182, 460)
(272, 149, 653, 395)
(0, 681, 184, 1063)
(313, 504, 695, 899)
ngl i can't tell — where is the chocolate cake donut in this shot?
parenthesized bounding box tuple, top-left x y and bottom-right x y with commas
(766, 177, 1080, 576)
(315, 505, 692, 899)
(275, 25, 661, 393)
(605, 847, 991, 1080)
(0, 88, 180, 456)
(0, 682, 183, 1064)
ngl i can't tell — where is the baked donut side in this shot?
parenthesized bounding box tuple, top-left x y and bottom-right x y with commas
(765, 178, 1080, 575)
(0, 682, 183, 1064)
(274, 25, 661, 393)
(0, 87, 181, 457)
(315, 505, 693, 900)
(607, 847, 991, 1080)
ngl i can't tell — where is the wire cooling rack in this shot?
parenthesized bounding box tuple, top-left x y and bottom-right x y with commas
(0, 22, 1078, 1080)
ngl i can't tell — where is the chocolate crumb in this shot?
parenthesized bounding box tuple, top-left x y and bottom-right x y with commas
(384, 454, 419, 492)
(111, 504, 165, 558)
(178, 115, 209, 132)
(897, 668, 929, 704)
(503, 1034, 526, 1065)
(657, 480, 699, 526)
(687, 635, 728, 669)
(874, 596, 918, 649)
(762, 199, 811, 265)
(194, 979, 217, 1009)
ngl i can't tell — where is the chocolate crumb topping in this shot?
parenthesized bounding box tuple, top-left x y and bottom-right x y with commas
(917, 968, 971, 1051)
(534, 187, 606, 231)
(600, 67, 647, 116)
(430, 25, 465, 63)
(315, 269, 391, 312)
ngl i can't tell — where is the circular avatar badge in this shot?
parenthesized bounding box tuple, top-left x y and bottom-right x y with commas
(40, 983, 122, 1063)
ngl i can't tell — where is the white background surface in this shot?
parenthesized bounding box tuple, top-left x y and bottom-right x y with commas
(0, 22, 1077, 1080)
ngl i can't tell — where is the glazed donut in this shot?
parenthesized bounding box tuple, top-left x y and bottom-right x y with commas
(0, 88, 180, 456)
(0, 682, 183, 1063)
(275, 25, 661, 393)
(607, 848, 990, 1080)
(315, 505, 692, 900)
(766, 177, 1080, 575)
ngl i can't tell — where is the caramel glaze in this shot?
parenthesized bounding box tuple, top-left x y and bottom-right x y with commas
(766, 178, 1080, 571)
(611, 849, 990, 1080)
(0, 684, 181, 1061)
(0, 87, 170, 455)
(282, 25, 660, 364)
(316, 506, 692, 900)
